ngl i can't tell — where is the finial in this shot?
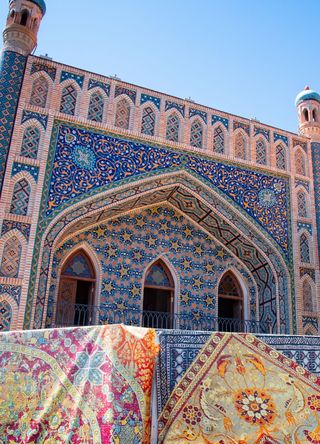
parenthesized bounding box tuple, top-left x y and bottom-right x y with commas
(305, 85, 310, 90)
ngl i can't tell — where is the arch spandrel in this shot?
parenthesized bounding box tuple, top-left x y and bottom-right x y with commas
(27, 172, 292, 334)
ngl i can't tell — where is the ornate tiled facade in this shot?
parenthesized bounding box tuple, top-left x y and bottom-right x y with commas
(0, 0, 319, 337)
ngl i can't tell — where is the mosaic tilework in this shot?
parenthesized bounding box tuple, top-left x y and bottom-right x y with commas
(0, 284, 21, 306)
(12, 162, 39, 182)
(20, 127, 40, 159)
(189, 108, 207, 123)
(274, 132, 289, 146)
(254, 126, 270, 141)
(114, 86, 136, 103)
(189, 119, 203, 148)
(256, 138, 267, 165)
(45, 206, 256, 328)
(302, 316, 318, 330)
(45, 123, 290, 254)
(140, 93, 160, 110)
(233, 120, 250, 135)
(166, 113, 180, 142)
(300, 267, 315, 281)
(115, 98, 130, 129)
(212, 126, 225, 153)
(1, 219, 31, 241)
(29, 75, 48, 108)
(63, 252, 94, 278)
(88, 78, 110, 96)
(21, 110, 48, 129)
(295, 179, 310, 192)
(293, 138, 308, 153)
(60, 70, 84, 88)
(30, 62, 56, 81)
(276, 143, 286, 170)
(30, 172, 290, 332)
(60, 85, 77, 115)
(298, 222, 312, 235)
(10, 179, 30, 216)
(141, 106, 156, 136)
(212, 114, 229, 129)
(0, 51, 26, 195)
(0, 300, 12, 331)
(165, 100, 185, 116)
(311, 142, 320, 261)
(0, 236, 21, 278)
(87, 91, 104, 123)
(156, 331, 320, 414)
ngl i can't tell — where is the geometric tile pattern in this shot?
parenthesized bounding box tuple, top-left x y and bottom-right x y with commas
(0, 300, 12, 331)
(21, 110, 48, 129)
(212, 114, 229, 129)
(20, 126, 40, 158)
(274, 132, 289, 146)
(295, 179, 310, 192)
(189, 108, 207, 123)
(0, 284, 21, 305)
(297, 190, 308, 218)
(87, 91, 104, 123)
(10, 178, 30, 215)
(88, 78, 110, 96)
(300, 267, 315, 281)
(212, 125, 225, 153)
(233, 120, 250, 135)
(29, 75, 48, 108)
(141, 106, 156, 136)
(45, 123, 290, 254)
(295, 149, 306, 176)
(276, 143, 286, 170)
(234, 131, 246, 159)
(60, 84, 77, 116)
(254, 125, 270, 141)
(303, 279, 313, 311)
(1, 219, 31, 241)
(165, 100, 185, 117)
(115, 98, 130, 129)
(12, 162, 39, 182)
(293, 138, 308, 153)
(166, 113, 180, 142)
(140, 93, 160, 110)
(60, 71, 84, 88)
(30, 62, 56, 81)
(190, 119, 203, 148)
(255, 137, 267, 165)
(311, 142, 320, 263)
(114, 86, 136, 103)
(0, 236, 22, 278)
(298, 222, 312, 235)
(0, 51, 26, 195)
(300, 233, 310, 263)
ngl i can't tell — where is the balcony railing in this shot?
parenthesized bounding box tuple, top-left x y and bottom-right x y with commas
(46, 301, 271, 333)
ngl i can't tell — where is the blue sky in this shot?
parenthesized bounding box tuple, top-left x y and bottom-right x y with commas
(1, 0, 320, 133)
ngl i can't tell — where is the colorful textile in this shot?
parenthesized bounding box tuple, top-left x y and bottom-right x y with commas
(158, 333, 320, 443)
(156, 330, 320, 415)
(0, 324, 159, 443)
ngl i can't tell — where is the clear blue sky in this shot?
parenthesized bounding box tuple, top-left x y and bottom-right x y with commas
(1, 0, 320, 133)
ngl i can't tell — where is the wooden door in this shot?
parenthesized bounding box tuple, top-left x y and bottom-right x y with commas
(56, 278, 77, 326)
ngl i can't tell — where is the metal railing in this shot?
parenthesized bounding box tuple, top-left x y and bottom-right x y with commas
(46, 301, 270, 333)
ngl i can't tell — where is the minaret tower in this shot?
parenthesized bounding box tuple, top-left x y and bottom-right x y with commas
(296, 86, 320, 142)
(0, 0, 46, 195)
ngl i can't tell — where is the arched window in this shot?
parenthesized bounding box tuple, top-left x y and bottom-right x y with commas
(141, 106, 156, 136)
(300, 234, 310, 263)
(218, 272, 243, 322)
(143, 260, 174, 328)
(256, 138, 267, 165)
(303, 280, 313, 312)
(57, 251, 96, 327)
(276, 143, 286, 170)
(166, 113, 180, 142)
(190, 119, 203, 148)
(312, 109, 317, 122)
(20, 10, 28, 26)
(303, 109, 309, 122)
(295, 149, 306, 176)
(60, 84, 77, 116)
(0, 236, 22, 278)
(0, 300, 12, 331)
(115, 98, 130, 129)
(297, 190, 308, 218)
(234, 131, 246, 160)
(20, 126, 40, 159)
(87, 91, 104, 123)
(30, 76, 49, 108)
(213, 125, 225, 154)
(10, 179, 31, 216)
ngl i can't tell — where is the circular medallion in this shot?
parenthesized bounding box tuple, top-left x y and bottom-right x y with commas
(234, 388, 276, 425)
(258, 188, 276, 208)
(72, 145, 96, 171)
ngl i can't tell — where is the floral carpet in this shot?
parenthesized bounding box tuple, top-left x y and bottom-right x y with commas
(158, 333, 320, 443)
(0, 324, 159, 443)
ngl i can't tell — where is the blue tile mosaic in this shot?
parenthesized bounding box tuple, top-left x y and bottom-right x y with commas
(165, 100, 185, 117)
(311, 142, 320, 262)
(254, 126, 270, 141)
(274, 132, 289, 146)
(211, 114, 229, 130)
(114, 86, 136, 103)
(295, 179, 310, 192)
(189, 108, 207, 123)
(140, 93, 160, 110)
(298, 222, 312, 235)
(0, 284, 21, 306)
(60, 70, 84, 89)
(88, 79, 110, 96)
(1, 219, 31, 241)
(12, 162, 39, 182)
(233, 120, 250, 135)
(30, 62, 56, 81)
(21, 110, 48, 129)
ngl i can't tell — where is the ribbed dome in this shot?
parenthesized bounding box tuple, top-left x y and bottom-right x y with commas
(295, 86, 320, 107)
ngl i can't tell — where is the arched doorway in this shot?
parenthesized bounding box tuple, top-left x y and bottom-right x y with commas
(143, 260, 174, 328)
(56, 250, 96, 327)
(218, 272, 243, 331)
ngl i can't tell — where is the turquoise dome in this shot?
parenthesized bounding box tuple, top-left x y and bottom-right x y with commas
(295, 87, 320, 107)
(10, 0, 46, 15)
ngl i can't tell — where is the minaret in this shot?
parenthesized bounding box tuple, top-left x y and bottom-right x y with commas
(0, 0, 46, 195)
(296, 86, 320, 142)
